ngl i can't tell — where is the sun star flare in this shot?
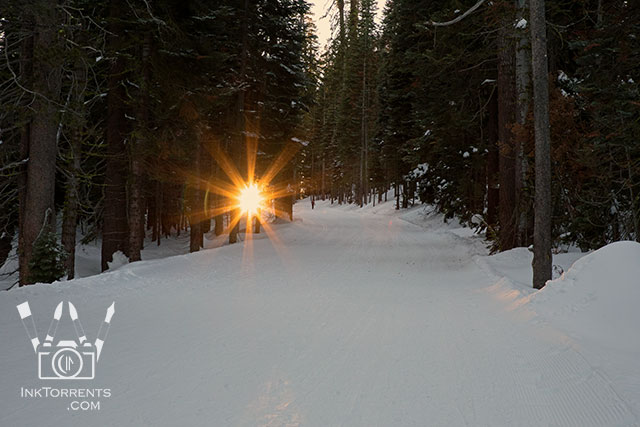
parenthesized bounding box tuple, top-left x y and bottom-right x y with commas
(237, 183, 263, 214)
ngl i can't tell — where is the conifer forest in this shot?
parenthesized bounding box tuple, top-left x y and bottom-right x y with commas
(1, 1, 639, 425)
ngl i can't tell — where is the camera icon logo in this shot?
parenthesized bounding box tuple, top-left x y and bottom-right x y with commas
(17, 301, 115, 380)
(38, 340, 95, 380)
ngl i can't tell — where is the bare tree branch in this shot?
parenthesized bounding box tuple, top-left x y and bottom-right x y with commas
(429, 0, 486, 27)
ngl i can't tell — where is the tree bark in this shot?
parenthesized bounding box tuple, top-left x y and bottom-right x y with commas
(17, 18, 34, 285)
(486, 89, 500, 230)
(19, 1, 62, 285)
(128, 33, 152, 262)
(102, 0, 130, 271)
(530, 0, 552, 289)
(497, 13, 518, 251)
(189, 138, 203, 252)
(515, 0, 531, 246)
(155, 179, 162, 246)
(61, 47, 87, 280)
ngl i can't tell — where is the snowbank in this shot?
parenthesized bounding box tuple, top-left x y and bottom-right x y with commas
(530, 241, 640, 354)
(478, 246, 585, 288)
(480, 241, 640, 412)
(479, 240, 640, 356)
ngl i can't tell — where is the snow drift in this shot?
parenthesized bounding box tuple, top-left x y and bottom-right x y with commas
(530, 241, 640, 355)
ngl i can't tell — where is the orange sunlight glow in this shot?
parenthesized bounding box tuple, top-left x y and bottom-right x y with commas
(164, 120, 303, 266)
(237, 183, 263, 214)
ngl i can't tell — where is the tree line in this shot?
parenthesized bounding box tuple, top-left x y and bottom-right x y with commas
(0, 0, 316, 286)
(302, 0, 639, 287)
(1, 0, 638, 289)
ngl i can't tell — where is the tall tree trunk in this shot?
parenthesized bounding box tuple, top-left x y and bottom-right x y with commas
(17, 19, 34, 285)
(200, 140, 211, 236)
(128, 33, 152, 262)
(515, 0, 531, 246)
(530, 0, 552, 289)
(61, 150, 80, 279)
(19, 1, 62, 285)
(321, 155, 326, 200)
(189, 137, 203, 252)
(497, 14, 518, 251)
(155, 178, 162, 246)
(359, 26, 368, 208)
(61, 48, 88, 280)
(486, 89, 500, 230)
(214, 165, 224, 236)
(337, 0, 346, 48)
(102, 0, 130, 271)
(230, 0, 250, 245)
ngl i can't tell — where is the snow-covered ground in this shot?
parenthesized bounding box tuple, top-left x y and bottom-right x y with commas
(1, 199, 638, 426)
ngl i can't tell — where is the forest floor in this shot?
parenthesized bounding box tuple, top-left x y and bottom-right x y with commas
(1, 198, 639, 426)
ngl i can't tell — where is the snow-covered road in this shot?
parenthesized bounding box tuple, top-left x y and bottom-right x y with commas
(1, 201, 637, 426)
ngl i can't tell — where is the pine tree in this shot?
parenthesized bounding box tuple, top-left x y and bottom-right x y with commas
(27, 230, 67, 284)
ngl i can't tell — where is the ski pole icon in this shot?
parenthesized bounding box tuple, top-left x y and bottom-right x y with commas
(16, 302, 39, 352)
(95, 303, 115, 361)
(68, 302, 88, 344)
(44, 302, 63, 343)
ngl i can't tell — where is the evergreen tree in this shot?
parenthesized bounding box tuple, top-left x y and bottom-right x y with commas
(27, 230, 67, 284)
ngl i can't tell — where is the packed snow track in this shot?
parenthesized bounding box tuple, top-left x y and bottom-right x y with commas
(0, 201, 637, 426)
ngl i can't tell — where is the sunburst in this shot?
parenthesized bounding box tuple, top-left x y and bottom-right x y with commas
(173, 126, 302, 254)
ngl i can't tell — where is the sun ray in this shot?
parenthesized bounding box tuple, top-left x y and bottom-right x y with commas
(201, 182, 236, 200)
(268, 187, 297, 200)
(258, 141, 301, 187)
(175, 120, 304, 271)
(222, 208, 244, 236)
(258, 219, 294, 270)
(270, 207, 293, 221)
(203, 140, 246, 189)
(242, 213, 255, 267)
(245, 120, 259, 185)
(205, 204, 240, 219)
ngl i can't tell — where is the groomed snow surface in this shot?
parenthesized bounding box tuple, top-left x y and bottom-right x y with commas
(1, 199, 639, 426)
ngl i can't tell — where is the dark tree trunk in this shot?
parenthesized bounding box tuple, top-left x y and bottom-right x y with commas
(288, 195, 294, 221)
(101, 3, 130, 271)
(61, 52, 87, 280)
(531, 0, 552, 289)
(402, 181, 408, 209)
(17, 20, 34, 284)
(230, 0, 250, 245)
(486, 88, 500, 229)
(254, 212, 261, 233)
(189, 138, 203, 252)
(19, 1, 62, 285)
(61, 168, 79, 279)
(198, 136, 211, 237)
(515, 0, 531, 247)
(189, 218, 201, 252)
(214, 199, 224, 236)
(497, 18, 518, 251)
(128, 33, 152, 262)
(321, 156, 326, 200)
(155, 179, 162, 246)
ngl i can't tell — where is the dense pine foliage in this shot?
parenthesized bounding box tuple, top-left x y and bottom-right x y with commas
(303, 0, 639, 253)
(1, 0, 315, 285)
(0, 0, 638, 287)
